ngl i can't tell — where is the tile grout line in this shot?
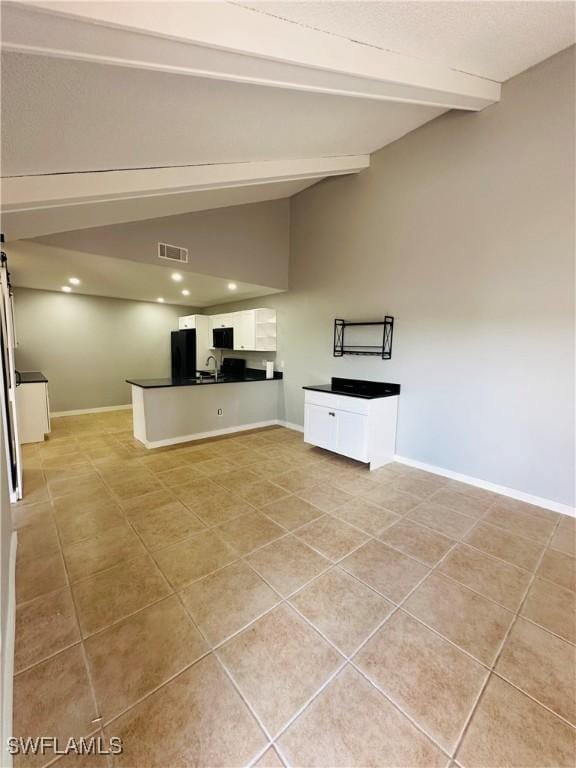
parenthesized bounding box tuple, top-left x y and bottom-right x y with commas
(450, 512, 570, 763)
(40, 482, 107, 768)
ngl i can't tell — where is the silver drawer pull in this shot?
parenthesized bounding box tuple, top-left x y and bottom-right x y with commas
(328, 412, 335, 416)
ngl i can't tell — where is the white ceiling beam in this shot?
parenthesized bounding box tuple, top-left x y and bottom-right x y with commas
(1, 156, 369, 213)
(1, 180, 314, 242)
(3, 1, 500, 110)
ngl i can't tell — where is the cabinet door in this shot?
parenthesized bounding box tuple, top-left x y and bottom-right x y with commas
(336, 410, 368, 462)
(234, 310, 256, 351)
(211, 314, 231, 329)
(304, 404, 337, 451)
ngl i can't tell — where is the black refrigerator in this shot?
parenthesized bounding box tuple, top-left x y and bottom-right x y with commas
(171, 329, 197, 380)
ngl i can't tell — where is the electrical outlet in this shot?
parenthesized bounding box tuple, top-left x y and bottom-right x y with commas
(217, 408, 223, 416)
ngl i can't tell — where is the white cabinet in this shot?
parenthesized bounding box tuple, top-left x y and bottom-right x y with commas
(304, 403, 338, 451)
(233, 311, 255, 351)
(16, 382, 50, 444)
(211, 315, 231, 329)
(232, 309, 277, 351)
(335, 409, 369, 461)
(180, 309, 278, 353)
(205, 308, 277, 351)
(253, 308, 277, 352)
(304, 389, 398, 470)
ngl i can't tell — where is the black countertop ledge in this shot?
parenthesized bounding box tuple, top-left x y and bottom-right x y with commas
(17, 371, 48, 384)
(127, 369, 283, 389)
(303, 377, 400, 399)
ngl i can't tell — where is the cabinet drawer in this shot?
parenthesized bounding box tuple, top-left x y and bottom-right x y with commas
(304, 390, 370, 415)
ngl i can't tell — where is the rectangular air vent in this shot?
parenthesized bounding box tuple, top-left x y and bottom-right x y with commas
(158, 242, 188, 263)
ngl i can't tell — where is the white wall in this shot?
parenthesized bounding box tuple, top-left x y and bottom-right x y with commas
(207, 47, 576, 507)
(14, 289, 193, 413)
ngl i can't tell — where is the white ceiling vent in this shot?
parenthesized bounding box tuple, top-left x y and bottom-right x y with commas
(158, 242, 188, 263)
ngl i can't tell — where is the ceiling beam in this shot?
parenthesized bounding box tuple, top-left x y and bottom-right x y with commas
(3, 1, 500, 111)
(2, 156, 370, 213)
(0, 157, 369, 240)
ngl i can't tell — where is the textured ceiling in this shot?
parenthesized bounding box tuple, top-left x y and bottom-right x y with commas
(238, 1, 576, 82)
(1, 52, 443, 177)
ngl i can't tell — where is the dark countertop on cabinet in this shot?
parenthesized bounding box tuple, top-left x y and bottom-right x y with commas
(17, 371, 48, 384)
(303, 377, 400, 400)
(127, 369, 283, 389)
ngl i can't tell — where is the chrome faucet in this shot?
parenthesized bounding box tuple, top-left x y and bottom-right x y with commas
(205, 355, 219, 379)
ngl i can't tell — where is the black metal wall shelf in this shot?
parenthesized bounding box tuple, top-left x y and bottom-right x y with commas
(333, 316, 394, 359)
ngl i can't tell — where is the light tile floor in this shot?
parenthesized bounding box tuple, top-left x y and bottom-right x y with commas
(12, 411, 576, 767)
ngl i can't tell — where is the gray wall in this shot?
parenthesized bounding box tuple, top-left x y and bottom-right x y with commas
(34, 198, 290, 290)
(207, 47, 575, 507)
(14, 288, 193, 412)
(139, 380, 283, 444)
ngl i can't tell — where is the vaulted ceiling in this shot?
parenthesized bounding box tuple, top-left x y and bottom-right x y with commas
(1, 0, 573, 304)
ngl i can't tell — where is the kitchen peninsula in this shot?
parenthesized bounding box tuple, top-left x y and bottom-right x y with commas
(127, 369, 283, 448)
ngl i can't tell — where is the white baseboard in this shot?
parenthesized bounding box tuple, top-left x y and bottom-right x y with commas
(51, 404, 132, 417)
(138, 420, 283, 449)
(394, 454, 575, 518)
(278, 420, 304, 433)
(1, 532, 17, 768)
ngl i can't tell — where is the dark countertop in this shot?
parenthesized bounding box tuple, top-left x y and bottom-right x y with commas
(17, 371, 48, 384)
(303, 377, 400, 400)
(127, 369, 283, 389)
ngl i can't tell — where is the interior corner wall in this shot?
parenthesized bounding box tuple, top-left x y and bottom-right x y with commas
(13, 288, 194, 413)
(206, 46, 576, 507)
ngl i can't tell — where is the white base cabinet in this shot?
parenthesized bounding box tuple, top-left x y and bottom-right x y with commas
(16, 382, 50, 444)
(304, 389, 398, 470)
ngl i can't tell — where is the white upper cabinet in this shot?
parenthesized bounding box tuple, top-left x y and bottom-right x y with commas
(211, 314, 231, 329)
(179, 308, 277, 352)
(253, 308, 277, 351)
(233, 310, 256, 351)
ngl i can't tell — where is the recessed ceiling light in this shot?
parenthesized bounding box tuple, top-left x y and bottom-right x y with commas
(228, 282, 238, 291)
(181, 289, 190, 296)
(171, 273, 183, 282)
(68, 277, 80, 285)
(61, 286, 72, 293)
(157, 297, 165, 303)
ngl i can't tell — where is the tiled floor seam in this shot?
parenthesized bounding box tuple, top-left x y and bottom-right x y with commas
(489, 667, 576, 730)
(95, 644, 214, 730)
(276, 529, 467, 758)
(79, 591, 175, 641)
(450, 515, 566, 763)
(175, 555, 437, 758)
(48, 508, 105, 746)
(247, 742, 280, 768)
(518, 613, 576, 647)
(339, 511, 518, 759)
(13, 636, 82, 677)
